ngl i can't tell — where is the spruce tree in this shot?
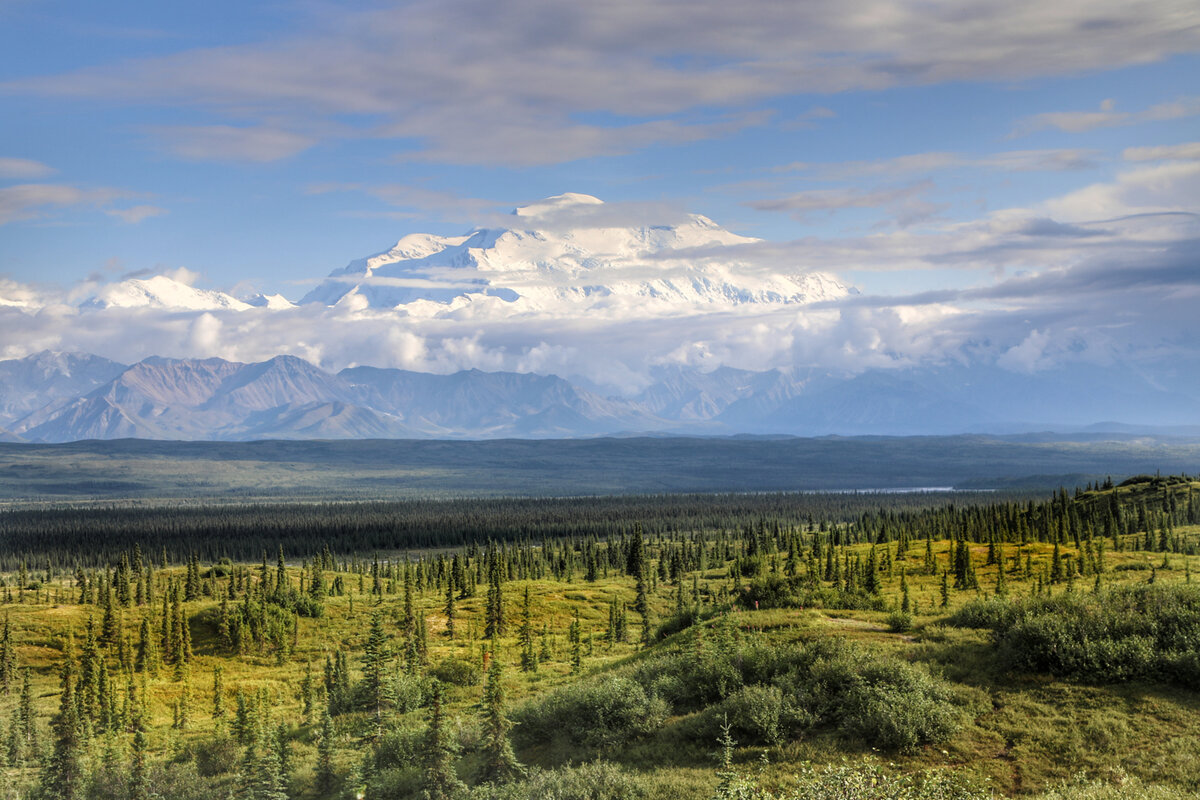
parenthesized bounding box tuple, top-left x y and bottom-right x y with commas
(213, 666, 226, 721)
(569, 610, 583, 674)
(316, 705, 337, 796)
(485, 554, 504, 639)
(422, 681, 465, 800)
(300, 663, 315, 724)
(635, 565, 652, 648)
(518, 585, 537, 673)
(41, 634, 85, 800)
(130, 719, 150, 800)
(18, 667, 37, 757)
(0, 612, 15, 694)
(363, 612, 393, 726)
(478, 646, 523, 784)
(444, 581, 456, 640)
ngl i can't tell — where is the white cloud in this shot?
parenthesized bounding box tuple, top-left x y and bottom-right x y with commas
(106, 204, 168, 224)
(0, 183, 126, 225)
(996, 329, 1054, 373)
(8, 0, 1200, 167)
(1012, 96, 1200, 136)
(1044, 161, 1200, 221)
(745, 181, 944, 227)
(0, 157, 55, 179)
(1123, 141, 1200, 162)
(776, 149, 1100, 178)
(150, 125, 316, 163)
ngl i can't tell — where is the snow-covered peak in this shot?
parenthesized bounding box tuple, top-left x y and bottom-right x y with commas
(513, 192, 604, 217)
(245, 293, 296, 310)
(301, 194, 853, 312)
(86, 275, 252, 312)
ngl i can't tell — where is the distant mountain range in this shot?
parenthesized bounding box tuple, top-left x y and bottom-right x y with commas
(2, 350, 1198, 443)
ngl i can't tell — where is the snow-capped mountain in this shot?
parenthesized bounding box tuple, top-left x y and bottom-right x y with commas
(301, 193, 850, 312)
(83, 274, 253, 311)
(245, 293, 296, 310)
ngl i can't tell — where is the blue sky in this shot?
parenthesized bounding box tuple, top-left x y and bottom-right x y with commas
(0, 0, 1198, 389)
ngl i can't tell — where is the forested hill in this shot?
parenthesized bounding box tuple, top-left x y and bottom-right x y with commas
(2, 433, 1200, 501)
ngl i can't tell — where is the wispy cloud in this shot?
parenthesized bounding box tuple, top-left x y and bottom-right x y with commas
(149, 125, 317, 163)
(7, 0, 1199, 167)
(775, 149, 1100, 178)
(0, 157, 56, 179)
(1123, 141, 1200, 162)
(106, 204, 168, 224)
(1011, 96, 1200, 136)
(0, 183, 127, 225)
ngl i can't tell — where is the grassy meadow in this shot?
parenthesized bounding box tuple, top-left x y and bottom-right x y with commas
(1, 477, 1199, 799)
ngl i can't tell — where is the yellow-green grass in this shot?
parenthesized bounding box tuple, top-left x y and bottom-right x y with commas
(1, 535, 1198, 798)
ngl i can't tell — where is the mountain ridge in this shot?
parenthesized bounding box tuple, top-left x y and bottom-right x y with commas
(2, 350, 1198, 443)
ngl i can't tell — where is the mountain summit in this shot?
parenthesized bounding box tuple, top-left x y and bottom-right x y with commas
(301, 193, 849, 312)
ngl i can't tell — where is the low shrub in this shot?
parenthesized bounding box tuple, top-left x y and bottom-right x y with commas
(514, 675, 667, 751)
(373, 725, 425, 771)
(740, 576, 890, 612)
(431, 656, 482, 687)
(639, 630, 958, 752)
(949, 584, 1200, 685)
(887, 610, 914, 632)
(469, 761, 649, 800)
(392, 671, 428, 713)
(709, 684, 788, 745)
(188, 730, 240, 777)
(713, 759, 991, 800)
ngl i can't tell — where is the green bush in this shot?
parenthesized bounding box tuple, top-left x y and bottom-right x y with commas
(740, 576, 890, 612)
(373, 724, 425, 771)
(655, 606, 710, 640)
(431, 656, 482, 687)
(636, 632, 957, 752)
(713, 760, 991, 800)
(787, 647, 959, 752)
(392, 670, 429, 713)
(887, 610, 914, 632)
(469, 761, 650, 800)
(950, 585, 1200, 685)
(1032, 771, 1199, 799)
(514, 675, 667, 751)
(188, 730, 239, 777)
(709, 684, 788, 745)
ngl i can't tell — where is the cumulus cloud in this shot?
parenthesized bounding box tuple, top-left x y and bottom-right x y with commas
(1044, 160, 1200, 221)
(7, 0, 1200, 167)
